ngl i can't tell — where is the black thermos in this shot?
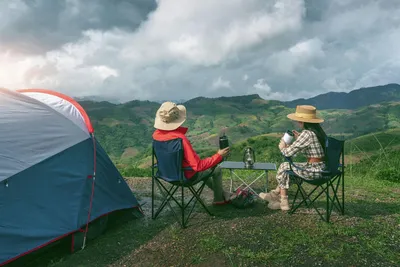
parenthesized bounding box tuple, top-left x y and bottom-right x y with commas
(219, 134, 229, 149)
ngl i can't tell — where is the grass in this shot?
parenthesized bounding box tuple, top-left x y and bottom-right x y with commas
(6, 132, 400, 267)
(9, 158, 399, 267)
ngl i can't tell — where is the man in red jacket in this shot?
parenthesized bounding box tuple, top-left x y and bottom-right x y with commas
(153, 101, 231, 205)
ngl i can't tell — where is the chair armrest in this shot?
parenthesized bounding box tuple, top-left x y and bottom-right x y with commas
(153, 164, 192, 170)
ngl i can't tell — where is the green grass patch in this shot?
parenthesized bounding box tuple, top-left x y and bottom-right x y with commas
(12, 130, 400, 267)
(15, 156, 400, 267)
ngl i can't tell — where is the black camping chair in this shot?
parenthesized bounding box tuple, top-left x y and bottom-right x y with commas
(284, 136, 345, 222)
(151, 138, 214, 228)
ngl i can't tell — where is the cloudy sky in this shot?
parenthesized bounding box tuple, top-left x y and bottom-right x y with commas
(1, 0, 400, 102)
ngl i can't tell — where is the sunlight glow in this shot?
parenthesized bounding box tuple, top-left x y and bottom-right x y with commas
(0, 49, 47, 89)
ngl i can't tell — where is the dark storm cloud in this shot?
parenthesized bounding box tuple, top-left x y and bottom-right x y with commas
(0, 0, 156, 54)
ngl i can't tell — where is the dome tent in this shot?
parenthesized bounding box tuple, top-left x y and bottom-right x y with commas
(0, 88, 142, 266)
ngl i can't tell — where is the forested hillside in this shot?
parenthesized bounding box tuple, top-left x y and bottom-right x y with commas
(76, 83, 400, 177)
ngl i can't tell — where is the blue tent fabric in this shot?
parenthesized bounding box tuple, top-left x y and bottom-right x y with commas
(82, 138, 139, 224)
(0, 137, 139, 265)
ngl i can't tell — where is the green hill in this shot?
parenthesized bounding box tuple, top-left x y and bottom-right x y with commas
(80, 97, 400, 161)
(76, 84, 400, 167)
(116, 128, 400, 177)
(285, 83, 400, 110)
(345, 128, 400, 154)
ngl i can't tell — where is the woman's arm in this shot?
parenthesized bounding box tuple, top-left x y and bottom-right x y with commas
(280, 130, 312, 157)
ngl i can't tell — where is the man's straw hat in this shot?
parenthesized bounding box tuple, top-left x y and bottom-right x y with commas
(154, 101, 187, 130)
(287, 105, 324, 123)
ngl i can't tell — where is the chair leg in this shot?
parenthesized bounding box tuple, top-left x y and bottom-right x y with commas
(289, 185, 301, 214)
(179, 181, 211, 228)
(290, 179, 340, 223)
(181, 181, 214, 227)
(290, 180, 318, 214)
(341, 172, 345, 215)
(153, 179, 180, 220)
(181, 185, 186, 228)
(152, 176, 155, 219)
(326, 182, 330, 223)
(188, 183, 214, 216)
(330, 175, 344, 214)
(181, 181, 213, 227)
(152, 178, 213, 228)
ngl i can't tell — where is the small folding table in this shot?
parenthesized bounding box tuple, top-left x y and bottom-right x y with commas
(219, 161, 277, 197)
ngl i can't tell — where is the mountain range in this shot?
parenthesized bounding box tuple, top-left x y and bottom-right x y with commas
(77, 83, 400, 165)
(77, 83, 400, 109)
(284, 83, 400, 109)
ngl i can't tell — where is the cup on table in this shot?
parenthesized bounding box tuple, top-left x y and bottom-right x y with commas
(283, 130, 294, 145)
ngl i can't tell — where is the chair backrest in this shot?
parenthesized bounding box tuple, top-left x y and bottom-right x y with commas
(152, 138, 184, 182)
(324, 136, 345, 174)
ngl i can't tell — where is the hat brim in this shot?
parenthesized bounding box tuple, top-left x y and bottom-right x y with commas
(287, 113, 324, 123)
(154, 105, 187, 130)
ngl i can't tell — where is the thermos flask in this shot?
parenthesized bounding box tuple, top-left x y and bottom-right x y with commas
(283, 130, 294, 144)
(219, 134, 229, 149)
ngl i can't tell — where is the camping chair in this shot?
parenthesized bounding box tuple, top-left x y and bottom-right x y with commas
(151, 138, 214, 228)
(284, 136, 345, 222)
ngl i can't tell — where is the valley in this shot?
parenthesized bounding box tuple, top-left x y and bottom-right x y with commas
(77, 84, 400, 175)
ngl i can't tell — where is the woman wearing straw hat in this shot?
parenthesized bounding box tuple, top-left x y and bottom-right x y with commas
(259, 105, 327, 211)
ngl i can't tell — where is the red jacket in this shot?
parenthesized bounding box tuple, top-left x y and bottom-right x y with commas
(152, 127, 222, 178)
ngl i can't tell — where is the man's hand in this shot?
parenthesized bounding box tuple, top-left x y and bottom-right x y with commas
(218, 147, 230, 157)
(292, 130, 300, 139)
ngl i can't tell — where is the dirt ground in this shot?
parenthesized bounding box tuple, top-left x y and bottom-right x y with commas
(123, 175, 272, 208)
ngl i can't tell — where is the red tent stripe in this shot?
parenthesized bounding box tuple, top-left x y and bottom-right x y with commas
(17, 88, 94, 133)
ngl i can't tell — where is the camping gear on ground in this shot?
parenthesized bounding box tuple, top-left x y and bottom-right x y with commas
(243, 147, 255, 168)
(230, 188, 256, 209)
(0, 88, 142, 266)
(283, 130, 294, 144)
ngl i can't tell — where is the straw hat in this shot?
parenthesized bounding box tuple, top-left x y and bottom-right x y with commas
(154, 101, 187, 130)
(287, 105, 324, 123)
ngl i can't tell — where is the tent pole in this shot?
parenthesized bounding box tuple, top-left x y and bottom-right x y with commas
(82, 133, 97, 249)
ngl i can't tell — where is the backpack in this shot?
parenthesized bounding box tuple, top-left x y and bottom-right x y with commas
(230, 188, 256, 209)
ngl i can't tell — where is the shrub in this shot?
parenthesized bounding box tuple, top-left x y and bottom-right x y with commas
(350, 149, 400, 183)
(374, 167, 400, 183)
(120, 167, 152, 177)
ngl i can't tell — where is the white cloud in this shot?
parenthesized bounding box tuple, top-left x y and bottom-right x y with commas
(266, 37, 324, 76)
(1, 0, 400, 102)
(0, 49, 46, 89)
(253, 79, 271, 92)
(355, 58, 400, 88)
(118, 0, 305, 67)
(247, 78, 284, 100)
(211, 76, 231, 90)
(92, 65, 119, 80)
